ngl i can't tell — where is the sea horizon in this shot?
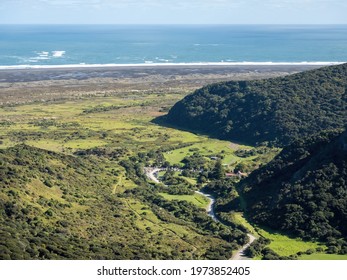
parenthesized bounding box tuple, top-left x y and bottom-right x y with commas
(1, 24, 346, 68)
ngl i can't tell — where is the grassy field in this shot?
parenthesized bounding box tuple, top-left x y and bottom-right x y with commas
(229, 212, 258, 235)
(159, 192, 210, 209)
(227, 212, 343, 260)
(256, 227, 325, 257)
(164, 140, 253, 167)
(298, 254, 347, 260)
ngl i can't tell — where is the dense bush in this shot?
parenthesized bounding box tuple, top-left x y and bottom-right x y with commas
(240, 130, 347, 251)
(165, 63, 347, 146)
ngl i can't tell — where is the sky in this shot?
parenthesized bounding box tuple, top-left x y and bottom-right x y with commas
(0, 0, 346, 24)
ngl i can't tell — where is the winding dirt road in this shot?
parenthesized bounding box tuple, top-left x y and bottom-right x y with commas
(230, 233, 256, 260)
(144, 167, 162, 184)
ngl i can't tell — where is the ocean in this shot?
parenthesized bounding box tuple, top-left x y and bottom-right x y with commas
(0, 24, 346, 69)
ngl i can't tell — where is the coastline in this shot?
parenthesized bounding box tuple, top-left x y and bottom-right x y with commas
(0, 61, 342, 71)
(0, 63, 332, 84)
(0, 63, 332, 106)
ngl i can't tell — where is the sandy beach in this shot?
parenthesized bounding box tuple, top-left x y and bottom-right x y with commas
(0, 64, 325, 106)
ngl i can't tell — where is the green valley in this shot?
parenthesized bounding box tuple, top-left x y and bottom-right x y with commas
(1, 64, 346, 260)
(0, 84, 265, 259)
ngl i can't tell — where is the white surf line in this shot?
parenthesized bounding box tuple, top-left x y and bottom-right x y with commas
(0, 61, 344, 70)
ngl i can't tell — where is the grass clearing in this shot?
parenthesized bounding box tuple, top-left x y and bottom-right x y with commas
(256, 227, 326, 257)
(159, 192, 210, 209)
(228, 212, 331, 259)
(181, 176, 197, 185)
(26, 179, 64, 202)
(298, 254, 347, 260)
(164, 139, 254, 167)
(63, 139, 108, 149)
(25, 139, 65, 153)
(125, 198, 200, 244)
(229, 212, 258, 235)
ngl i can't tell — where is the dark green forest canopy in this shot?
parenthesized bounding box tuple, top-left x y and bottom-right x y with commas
(164, 63, 347, 146)
(240, 129, 347, 245)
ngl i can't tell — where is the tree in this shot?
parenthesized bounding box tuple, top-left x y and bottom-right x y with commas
(211, 160, 224, 180)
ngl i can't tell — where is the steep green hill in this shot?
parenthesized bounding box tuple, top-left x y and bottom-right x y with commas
(240, 129, 347, 251)
(0, 145, 244, 260)
(165, 63, 347, 146)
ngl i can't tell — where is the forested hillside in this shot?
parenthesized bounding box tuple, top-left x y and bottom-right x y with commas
(0, 145, 245, 259)
(165, 63, 347, 146)
(240, 129, 347, 253)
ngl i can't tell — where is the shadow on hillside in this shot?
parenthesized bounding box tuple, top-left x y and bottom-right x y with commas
(151, 115, 252, 147)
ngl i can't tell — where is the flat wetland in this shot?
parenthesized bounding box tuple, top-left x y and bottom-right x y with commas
(0, 64, 337, 260)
